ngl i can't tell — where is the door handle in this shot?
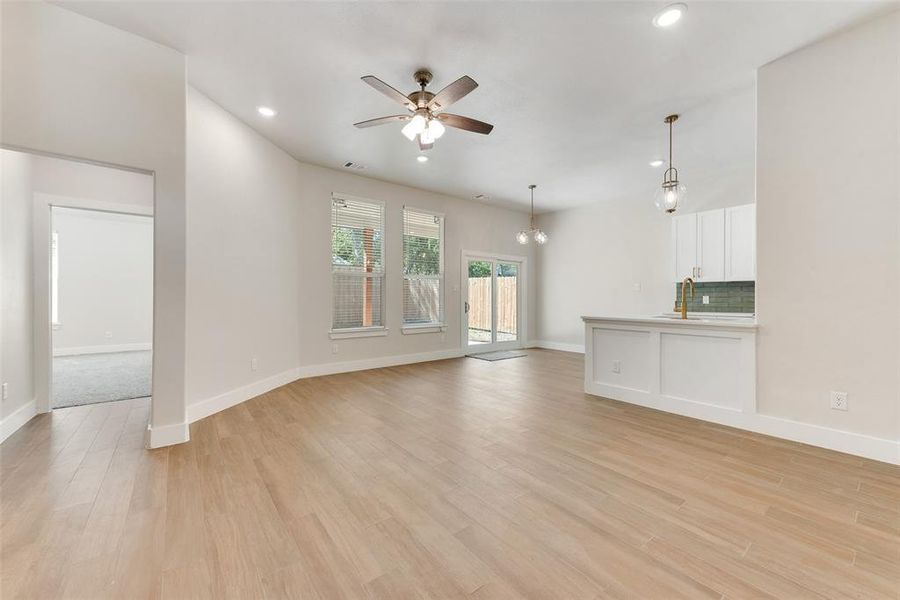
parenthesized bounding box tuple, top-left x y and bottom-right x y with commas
(464, 301, 470, 314)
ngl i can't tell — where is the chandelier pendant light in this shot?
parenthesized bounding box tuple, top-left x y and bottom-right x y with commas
(654, 114, 688, 213)
(517, 184, 549, 245)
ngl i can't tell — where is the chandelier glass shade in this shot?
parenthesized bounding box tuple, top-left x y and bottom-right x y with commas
(655, 114, 687, 214)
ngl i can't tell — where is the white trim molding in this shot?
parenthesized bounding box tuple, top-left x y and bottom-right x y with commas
(0, 400, 38, 444)
(144, 420, 189, 449)
(329, 327, 389, 340)
(530, 340, 585, 354)
(297, 348, 464, 379)
(186, 367, 302, 424)
(184, 349, 467, 425)
(53, 342, 152, 357)
(401, 323, 447, 335)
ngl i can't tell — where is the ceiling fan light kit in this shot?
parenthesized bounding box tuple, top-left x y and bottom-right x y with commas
(354, 69, 494, 151)
(517, 184, 549, 245)
(654, 113, 688, 214)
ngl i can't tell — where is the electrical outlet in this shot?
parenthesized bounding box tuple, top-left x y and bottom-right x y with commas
(632, 283, 642, 292)
(1, 383, 7, 401)
(250, 358, 258, 372)
(612, 360, 621, 374)
(830, 391, 848, 411)
(331, 343, 339, 354)
(702, 295, 710, 305)
(104, 331, 113, 338)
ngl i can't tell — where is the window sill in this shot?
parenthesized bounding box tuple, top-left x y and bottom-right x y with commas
(401, 323, 447, 335)
(329, 327, 388, 340)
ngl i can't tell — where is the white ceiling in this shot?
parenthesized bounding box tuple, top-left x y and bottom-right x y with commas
(60, 1, 893, 212)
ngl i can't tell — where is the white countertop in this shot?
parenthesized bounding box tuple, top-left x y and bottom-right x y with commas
(581, 313, 758, 329)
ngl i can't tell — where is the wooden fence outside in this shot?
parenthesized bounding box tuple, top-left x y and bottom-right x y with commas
(468, 277, 517, 335)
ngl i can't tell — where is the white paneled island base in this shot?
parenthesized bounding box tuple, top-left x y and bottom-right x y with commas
(583, 315, 757, 425)
(582, 315, 899, 463)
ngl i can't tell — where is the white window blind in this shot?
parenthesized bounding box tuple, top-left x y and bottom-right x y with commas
(332, 195, 385, 330)
(402, 207, 444, 326)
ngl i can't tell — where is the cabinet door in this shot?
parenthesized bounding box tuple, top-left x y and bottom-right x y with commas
(697, 209, 725, 281)
(725, 204, 756, 281)
(671, 213, 697, 282)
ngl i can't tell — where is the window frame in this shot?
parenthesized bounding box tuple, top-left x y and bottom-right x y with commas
(329, 193, 388, 339)
(401, 205, 446, 334)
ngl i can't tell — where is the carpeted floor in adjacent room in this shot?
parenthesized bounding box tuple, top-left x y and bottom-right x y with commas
(52, 350, 152, 408)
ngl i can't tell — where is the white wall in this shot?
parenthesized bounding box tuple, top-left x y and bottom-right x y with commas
(0, 151, 35, 429)
(186, 88, 534, 416)
(1, 2, 187, 444)
(534, 87, 757, 350)
(32, 154, 154, 210)
(51, 208, 153, 354)
(534, 202, 671, 350)
(757, 11, 900, 443)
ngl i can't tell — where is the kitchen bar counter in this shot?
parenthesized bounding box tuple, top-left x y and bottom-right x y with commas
(582, 314, 757, 418)
(581, 314, 757, 330)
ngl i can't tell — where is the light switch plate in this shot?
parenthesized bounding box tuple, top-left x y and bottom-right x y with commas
(702, 295, 710, 304)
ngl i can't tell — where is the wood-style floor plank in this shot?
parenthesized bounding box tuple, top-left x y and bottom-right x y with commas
(1, 350, 898, 598)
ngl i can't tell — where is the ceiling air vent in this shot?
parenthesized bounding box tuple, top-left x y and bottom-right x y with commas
(342, 161, 367, 170)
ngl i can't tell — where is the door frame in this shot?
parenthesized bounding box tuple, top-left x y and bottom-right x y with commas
(36, 194, 154, 414)
(460, 250, 527, 352)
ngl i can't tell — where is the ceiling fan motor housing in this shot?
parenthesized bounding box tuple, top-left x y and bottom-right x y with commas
(414, 69, 433, 87)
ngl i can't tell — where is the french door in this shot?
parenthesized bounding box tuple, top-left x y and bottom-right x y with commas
(462, 254, 523, 351)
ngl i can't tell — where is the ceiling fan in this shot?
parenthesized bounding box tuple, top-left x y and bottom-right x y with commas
(353, 69, 494, 151)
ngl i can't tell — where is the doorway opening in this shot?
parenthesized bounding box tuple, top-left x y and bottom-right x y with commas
(50, 207, 153, 408)
(463, 253, 525, 352)
(0, 147, 155, 416)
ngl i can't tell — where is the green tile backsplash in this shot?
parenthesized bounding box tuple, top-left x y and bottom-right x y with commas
(673, 281, 755, 313)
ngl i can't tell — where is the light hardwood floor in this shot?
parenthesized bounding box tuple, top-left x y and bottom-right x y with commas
(2, 349, 898, 599)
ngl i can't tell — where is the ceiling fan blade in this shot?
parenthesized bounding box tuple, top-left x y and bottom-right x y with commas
(417, 135, 433, 151)
(427, 76, 478, 112)
(354, 115, 410, 128)
(436, 113, 494, 135)
(361, 76, 416, 111)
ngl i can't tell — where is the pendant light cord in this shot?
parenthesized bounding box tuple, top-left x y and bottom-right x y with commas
(530, 186, 535, 230)
(669, 119, 673, 167)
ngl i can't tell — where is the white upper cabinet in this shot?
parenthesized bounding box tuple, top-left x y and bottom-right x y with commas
(671, 204, 755, 283)
(697, 209, 725, 281)
(671, 212, 698, 282)
(724, 204, 756, 281)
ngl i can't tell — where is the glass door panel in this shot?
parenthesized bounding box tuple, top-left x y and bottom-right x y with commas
(496, 262, 518, 343)
(466, 260, 493, 346)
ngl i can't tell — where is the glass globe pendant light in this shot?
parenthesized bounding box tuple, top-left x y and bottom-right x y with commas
(517, 184, 549, 245)
(654, 114, 687, 214)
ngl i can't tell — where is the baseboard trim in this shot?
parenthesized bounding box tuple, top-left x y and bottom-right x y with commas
(54, 343, 152, 357)
(586, 383, 899, 465)
(0, 399, 38, 444)
(186, 367, 303, 423)
(144, 421, 189, 449)
(296, 348, 465, 379)
(185, 348, 467, 425)
(530, 340, 585, 354)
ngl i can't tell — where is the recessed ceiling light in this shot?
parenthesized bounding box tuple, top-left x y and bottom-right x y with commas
(257, 106, 277, 118)
(653, 3, 687, 28)
(417, 155, 429, 163)
(649, 159, 665, 167)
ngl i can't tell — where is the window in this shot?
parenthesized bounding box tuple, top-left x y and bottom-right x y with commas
(402, 207, 444, 330)
(331, 194, 385, 335)
(51, 231, 60, 327)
